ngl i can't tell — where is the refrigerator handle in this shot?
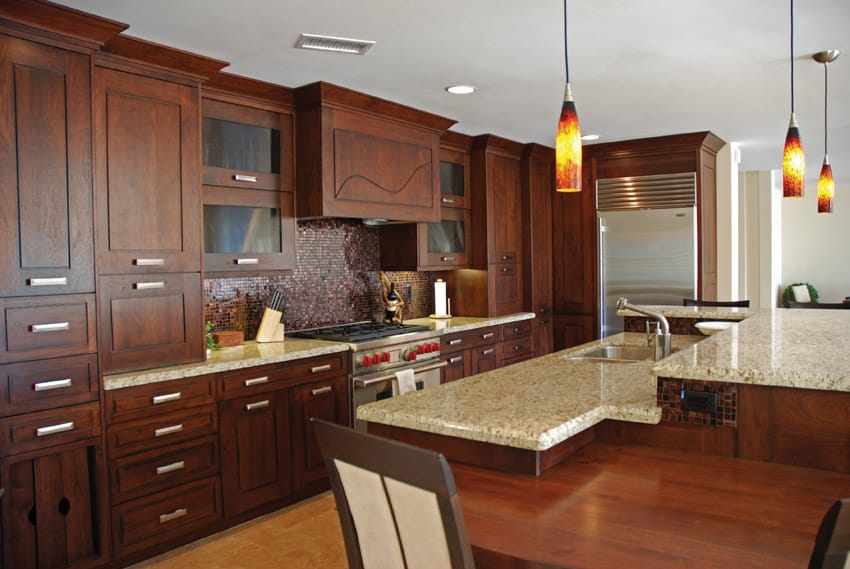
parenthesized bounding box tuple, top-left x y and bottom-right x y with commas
(597, 215, 607, 338)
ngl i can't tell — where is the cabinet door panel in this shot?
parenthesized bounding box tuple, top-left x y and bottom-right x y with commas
(439, 147, 470, 209)
(0, 36, 94, 297)
(490, 264, 522, 316)
(472, 346, 498, 375)
(443, 352, 469, 382)
(93, 66, 200, 274)
(417, 207, 471, 269)
(0, 354, 98, 418)
(487, 153, 522, 261)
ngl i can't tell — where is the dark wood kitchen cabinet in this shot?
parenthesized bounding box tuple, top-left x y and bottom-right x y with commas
(294, 82, 455, 222)
(201, 92, 296, 273)
(440, 325, 501, 382)
(0, 33, 94, 298)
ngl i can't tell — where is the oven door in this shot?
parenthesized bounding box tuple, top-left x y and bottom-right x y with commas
(352, 359, 446, 432)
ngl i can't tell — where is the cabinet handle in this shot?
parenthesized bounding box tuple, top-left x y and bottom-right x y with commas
(244, 376, 269, 387)
(441, 197, 456, 204)
(440, 256, 456, 262)
(501, 255, 513, 261)
(538, 307, 548, 314)
(36, 421, 75, 437)
(481, 332, 495, 339)
(159, 508, 188, 524)
(155, 424, 184, 438)
(134, 281, 165, 290)
(513, 327, 521, 333)
(311, 364, 332, 374)
(311, 386, 332, 397)
(152, 392, 181, 405)
(236, 258, 259, 265)
(513, 344, 526, 352)
(134, 258, 165, 266)
(156, 461, 186, 475)
(28, 277, 67, 287)
(31, 322, 69, 333)
(501, 267, 514, 273)
(482, 348, 495, 356)
(233, 174, 258, 182)
(246, 400, 270, 411)
(449, 356, 464, 364)
(34, 378, 72, 392)
(541, 320, 551, 325)
(448, 338, 463, 346)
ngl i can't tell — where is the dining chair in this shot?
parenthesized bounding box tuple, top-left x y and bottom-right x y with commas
(310, 418, 568, 569)
(787, 301, 850, 309)
(809, 498, 850, 569)
(682, 298, 750, 308)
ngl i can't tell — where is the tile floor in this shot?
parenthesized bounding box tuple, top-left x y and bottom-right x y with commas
(129, 493, 347, 569)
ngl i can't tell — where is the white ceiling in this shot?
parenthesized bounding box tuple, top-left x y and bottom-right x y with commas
(57, 0, 850, 186)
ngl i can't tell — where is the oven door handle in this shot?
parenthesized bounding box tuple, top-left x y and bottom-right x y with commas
(353, 360, 447, 389)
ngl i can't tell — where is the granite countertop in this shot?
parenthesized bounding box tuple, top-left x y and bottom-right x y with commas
(653, 307, 850, 391)
(104, 312, 535, 391)
(357, 333, 701, 451)
(618, 305, 752, 321)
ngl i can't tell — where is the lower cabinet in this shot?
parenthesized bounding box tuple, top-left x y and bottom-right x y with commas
(441, 322, 534, 382)
(499, 321, 533, 367)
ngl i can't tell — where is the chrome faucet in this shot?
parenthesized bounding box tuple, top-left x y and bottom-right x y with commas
(616, 297, 672, 360)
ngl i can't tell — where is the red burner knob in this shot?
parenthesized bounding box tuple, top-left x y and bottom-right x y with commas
(382, 351, 391, 362)
(417, 344, 425, 355)
(431, 342, 441, 352)
(409, 350, 417, 361)
(361, 355, 371, 367)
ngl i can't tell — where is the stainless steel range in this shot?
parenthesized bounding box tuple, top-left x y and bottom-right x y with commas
(288, 321, 445, 431)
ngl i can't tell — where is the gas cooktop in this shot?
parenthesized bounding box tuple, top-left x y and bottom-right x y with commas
(287, 321, 431, 343)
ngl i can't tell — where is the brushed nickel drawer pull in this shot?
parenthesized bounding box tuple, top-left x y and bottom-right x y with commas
(513, 327, 521, 332)
(28, 277, 67, 287)
(156, 461, 185, 475)
(448, 338, 462, 346)
(155, 424, 184, 437)
(236, 258, 259, 265)
(31, 322, 69, 333)
(134, 258, 165, 266)
(34, 378, 73, 392)
(501, 255, 513, 261)
(449, 356, 464, 364)
(159, 508, 188, 524)
(481, 332, 495, 339)
(501, 267, 513, 273)
(152, 392, 181, 405)
(482, 348, 495, 356)
(244, 376, 269, 387)
(441, 197, 456, 204)
(233, 174, 257, 182)
(514, 344, 526, 351)
(440, 256, 456, 262)
(36, 421, 75, 437)
(311, 386, 332, 397)
(310, 364, 332, 374)
(246, 400, 270, 411)
(134, 281, 165, 290)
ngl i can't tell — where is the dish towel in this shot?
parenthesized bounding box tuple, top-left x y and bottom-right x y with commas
(395, 368, 416, 395)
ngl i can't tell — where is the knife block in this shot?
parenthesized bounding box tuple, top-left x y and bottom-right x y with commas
(256, 307, 285, 343)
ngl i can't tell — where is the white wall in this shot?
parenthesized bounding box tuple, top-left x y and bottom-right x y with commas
(781, 176, 850, 302)
(715, 143, 739, 300)
(738, 170, 783, 308)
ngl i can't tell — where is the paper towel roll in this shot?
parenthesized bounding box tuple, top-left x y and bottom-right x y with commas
(434, 280, 448, 316)
(395, 368, 416, 395)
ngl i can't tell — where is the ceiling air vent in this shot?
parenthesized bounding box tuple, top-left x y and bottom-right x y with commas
(295, 33, 375, 55)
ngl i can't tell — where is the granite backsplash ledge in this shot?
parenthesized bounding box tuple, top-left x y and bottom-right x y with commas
(204, 218, 439, 339)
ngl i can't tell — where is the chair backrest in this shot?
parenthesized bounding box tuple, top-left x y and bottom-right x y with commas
(810, 499, 850, 569)
(820, 551, 850, 569)
(311, 418, 476, 569)
(682, 298, 751, 308)
(788, 301, 850, 309)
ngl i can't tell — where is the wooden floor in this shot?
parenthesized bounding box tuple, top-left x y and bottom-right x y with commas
(129, 442, 850, 568)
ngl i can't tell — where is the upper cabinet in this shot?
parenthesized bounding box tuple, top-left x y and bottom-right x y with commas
(0, 34, 94, 297)
(92, 60, 201, 274)
(294, 82, 455, 223)
(200, 85, 296, 273)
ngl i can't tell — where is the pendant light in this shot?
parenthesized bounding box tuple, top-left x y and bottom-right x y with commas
(555, 0, 581, 192)
(814, 50, 840, 214)
(782, 0, 805, 197)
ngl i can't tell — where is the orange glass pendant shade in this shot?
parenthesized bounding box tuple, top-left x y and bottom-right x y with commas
(556, 86, 581, 192)
(782, 113, 804, 197)
(817, 158, 834, 213)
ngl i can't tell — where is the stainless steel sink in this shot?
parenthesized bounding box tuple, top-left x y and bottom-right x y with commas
(567, 345, 656, 363)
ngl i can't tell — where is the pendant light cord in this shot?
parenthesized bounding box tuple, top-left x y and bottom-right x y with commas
(790, 0, 795, 112)
(564, 0, 570, 83)
(824, 61, 828, 154)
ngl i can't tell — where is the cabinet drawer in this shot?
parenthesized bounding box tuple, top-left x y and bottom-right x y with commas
(105, 374, 216, 424)
(218, 353, 346, 399)
(0, 295, 96, 364)
(0, 354, 99, 418)
(113, 477, 222, 558)
(110, 435, 219, 504)
(502, 320, 533, 340)
(107, 404, 217, 458)
(0, 401, 100, 457)
(441, 326, 500, 354)
(499, 338, 533, 361)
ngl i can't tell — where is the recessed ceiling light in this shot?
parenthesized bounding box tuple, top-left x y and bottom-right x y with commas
(581, 134, 600, 141)
(295, 33, 375, 55)
(446, 85, 476, 95)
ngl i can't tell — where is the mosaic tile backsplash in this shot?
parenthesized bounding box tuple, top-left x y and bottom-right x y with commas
(657, 377, 737, 427)
(204, 219, 440, 339)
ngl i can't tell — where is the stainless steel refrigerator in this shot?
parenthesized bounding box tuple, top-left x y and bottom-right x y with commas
(597, 173, 697, 337)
